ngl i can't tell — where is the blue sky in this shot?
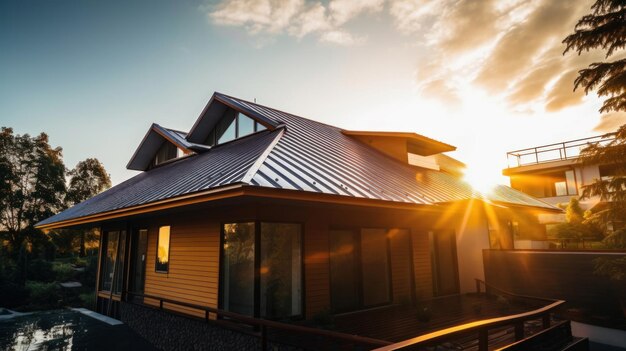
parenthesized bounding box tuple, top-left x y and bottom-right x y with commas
(1, 0, 623, 186)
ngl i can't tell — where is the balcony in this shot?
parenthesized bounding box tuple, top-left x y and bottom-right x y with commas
(506, 135, 613, 168)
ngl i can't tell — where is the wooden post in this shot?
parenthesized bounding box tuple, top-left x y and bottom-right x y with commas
(478, 329, 488, 351)
(542, 314, 551, 329)
(514, 322, 524, 341)
(261, 325, 268, 351)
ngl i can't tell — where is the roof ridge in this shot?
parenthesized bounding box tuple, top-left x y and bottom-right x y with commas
(214, 91, 343, 131)
(240, 128, 285, 184)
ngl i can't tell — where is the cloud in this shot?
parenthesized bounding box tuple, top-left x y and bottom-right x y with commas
(594, 112, 626, 132)
(207, 0, 383, 45)
(320, 30, 365, 46)
(420, 79, 462, 106)
(329, 0, 384, 26)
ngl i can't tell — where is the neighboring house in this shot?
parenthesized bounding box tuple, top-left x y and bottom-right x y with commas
(502, 135, 618, 243)
(36, 92, 559, 325)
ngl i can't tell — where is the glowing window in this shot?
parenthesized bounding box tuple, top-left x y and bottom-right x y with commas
(156, 226, 171, 273)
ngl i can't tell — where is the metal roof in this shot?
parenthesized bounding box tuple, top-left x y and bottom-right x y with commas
(37, 130, 278, 226)
(37, 92, 559, 228)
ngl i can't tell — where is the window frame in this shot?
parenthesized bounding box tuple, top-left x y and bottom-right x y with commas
(218, 220, 305, 320)
(155, 226, 171, 274)
(328, 226, 395, 313)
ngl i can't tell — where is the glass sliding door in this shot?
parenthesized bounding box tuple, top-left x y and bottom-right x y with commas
(222, 222, 255, 316)
(360, 229, 391, 306)
(129, 229, 148, 295)
(100, 231, 119, 292)
(329, 230, 359, 313)
(221, 222, 303, 319)
(260, 223, 302, 319)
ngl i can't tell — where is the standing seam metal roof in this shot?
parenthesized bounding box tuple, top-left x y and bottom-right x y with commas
(36, 92, 558, 228)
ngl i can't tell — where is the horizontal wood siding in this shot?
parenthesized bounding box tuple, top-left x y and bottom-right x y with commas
(144, 217, 220, 318)
(411, 230, 433, 299)
(390, 229, 413, 303)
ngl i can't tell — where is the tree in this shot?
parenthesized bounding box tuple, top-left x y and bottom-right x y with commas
(64, 158, 111, 256)
(563, 0, 626, 114)
(0, 127, 66, 253)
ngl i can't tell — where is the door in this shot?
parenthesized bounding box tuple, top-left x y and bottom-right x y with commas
(431, 230, 460, 296)
(129, 229, 148, 297)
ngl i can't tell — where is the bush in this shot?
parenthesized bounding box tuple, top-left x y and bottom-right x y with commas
(79, 292, 95, 309)
(0, 280, 28, 307)
(52, 262, 75, 282)
(27, 259, 55, 283)
(25, 281, 62, 309)
(80, 255, 98, 288)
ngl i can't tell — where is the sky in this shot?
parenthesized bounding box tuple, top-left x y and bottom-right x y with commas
(1, 0, 625, 188)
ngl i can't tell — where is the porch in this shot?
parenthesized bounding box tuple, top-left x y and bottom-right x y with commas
(121, 279, 565, 351)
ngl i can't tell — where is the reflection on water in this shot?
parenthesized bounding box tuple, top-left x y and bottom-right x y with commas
(0, 311, 82, 351)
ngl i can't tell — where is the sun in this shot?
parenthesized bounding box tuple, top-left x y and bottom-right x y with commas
(462, 165, 504, 195)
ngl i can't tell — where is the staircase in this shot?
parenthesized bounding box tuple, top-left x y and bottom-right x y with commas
(497, 320, 589, 351)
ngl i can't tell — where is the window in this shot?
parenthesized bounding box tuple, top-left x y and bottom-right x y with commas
(153, 142, 178, 166)
(221, 222, 303, 319)
(260, 223, 302, 319)
(329, 228, 393, 313)
(546, 170, 577, 196)
(360, 229, 390, 306)
(156, 226, 171, 273)
(212, 111, 266, 146)
(100, 230, 127, 294)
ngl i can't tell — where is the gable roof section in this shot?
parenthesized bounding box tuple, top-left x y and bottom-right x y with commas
(37, 92, 559, 229)
(186, 92, 284, 144)
(342, 130, 456, 156)
(37, 130, 280, 227)
(127, 124, 211, 171)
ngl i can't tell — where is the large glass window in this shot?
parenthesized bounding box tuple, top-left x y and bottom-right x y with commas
(360, 229, 390, 306)
(222, 223, 255, 316)
(547, 170, 577, 196)
(216, 112, 262, 145)
(260, 223, 302, 319)
(100, 230, 127, 294)
(156, 226, 171, 273)
(329, 230, 359, 313)
(100, 231, 119, 292)
(221, 222, 303, 319)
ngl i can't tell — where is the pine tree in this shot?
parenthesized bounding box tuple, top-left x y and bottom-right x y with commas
(563, 0, 626, 114)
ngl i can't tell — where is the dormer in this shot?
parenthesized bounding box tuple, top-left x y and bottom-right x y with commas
(127, 124, 210, 171)
(186, 92, 283, 146)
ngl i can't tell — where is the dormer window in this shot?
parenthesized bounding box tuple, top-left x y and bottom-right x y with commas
(152, 142, 184, 167)
(207, 111, 267, 146)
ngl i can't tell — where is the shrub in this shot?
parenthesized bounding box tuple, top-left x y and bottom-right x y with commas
(25, 281, 62, 309)
(52, 262, 75, 282)
(0, 280, 28, 308)
(79, 292, 95, 309)
(26, 259, 55, 282)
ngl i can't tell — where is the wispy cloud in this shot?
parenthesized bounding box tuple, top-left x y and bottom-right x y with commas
(205, 0, 617, 124)
(206, 0, 379, 45)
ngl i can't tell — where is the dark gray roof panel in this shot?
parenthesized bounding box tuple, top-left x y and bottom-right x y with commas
(38, 92, 559, 228)
(37, 130, 278, 226)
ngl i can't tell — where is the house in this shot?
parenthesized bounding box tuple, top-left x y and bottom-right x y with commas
(502, 135, 618, 246)
(36, 92, 560, 337)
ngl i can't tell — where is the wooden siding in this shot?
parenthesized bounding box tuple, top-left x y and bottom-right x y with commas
(144, 217, 220, 318)
(304, 217, 331, 317)
(411, 230, 433, 299)
(389, 229, 413, 303)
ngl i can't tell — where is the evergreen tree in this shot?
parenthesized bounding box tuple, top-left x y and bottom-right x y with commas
(563, 0, 626, 114)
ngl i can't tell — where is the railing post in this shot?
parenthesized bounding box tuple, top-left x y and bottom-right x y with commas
(159, 299, 163, 310)
(535, 148, 538, 164)
(514, 322, 524, 341)
(261, 325, 268, 351)
(478, 329, 488, 351)
(205, 310, 209, 322)
(476, 279, 481, 294)
(542, 314, 551, 329)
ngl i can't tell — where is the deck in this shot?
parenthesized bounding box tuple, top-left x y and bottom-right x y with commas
(278, 292, 559, 350)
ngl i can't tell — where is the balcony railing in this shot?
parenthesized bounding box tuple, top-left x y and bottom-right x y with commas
(506, 135, 614, 168)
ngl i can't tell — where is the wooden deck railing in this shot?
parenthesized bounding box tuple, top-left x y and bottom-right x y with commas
(125, 291, 390, 350)
(373, 279, 565, 351)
